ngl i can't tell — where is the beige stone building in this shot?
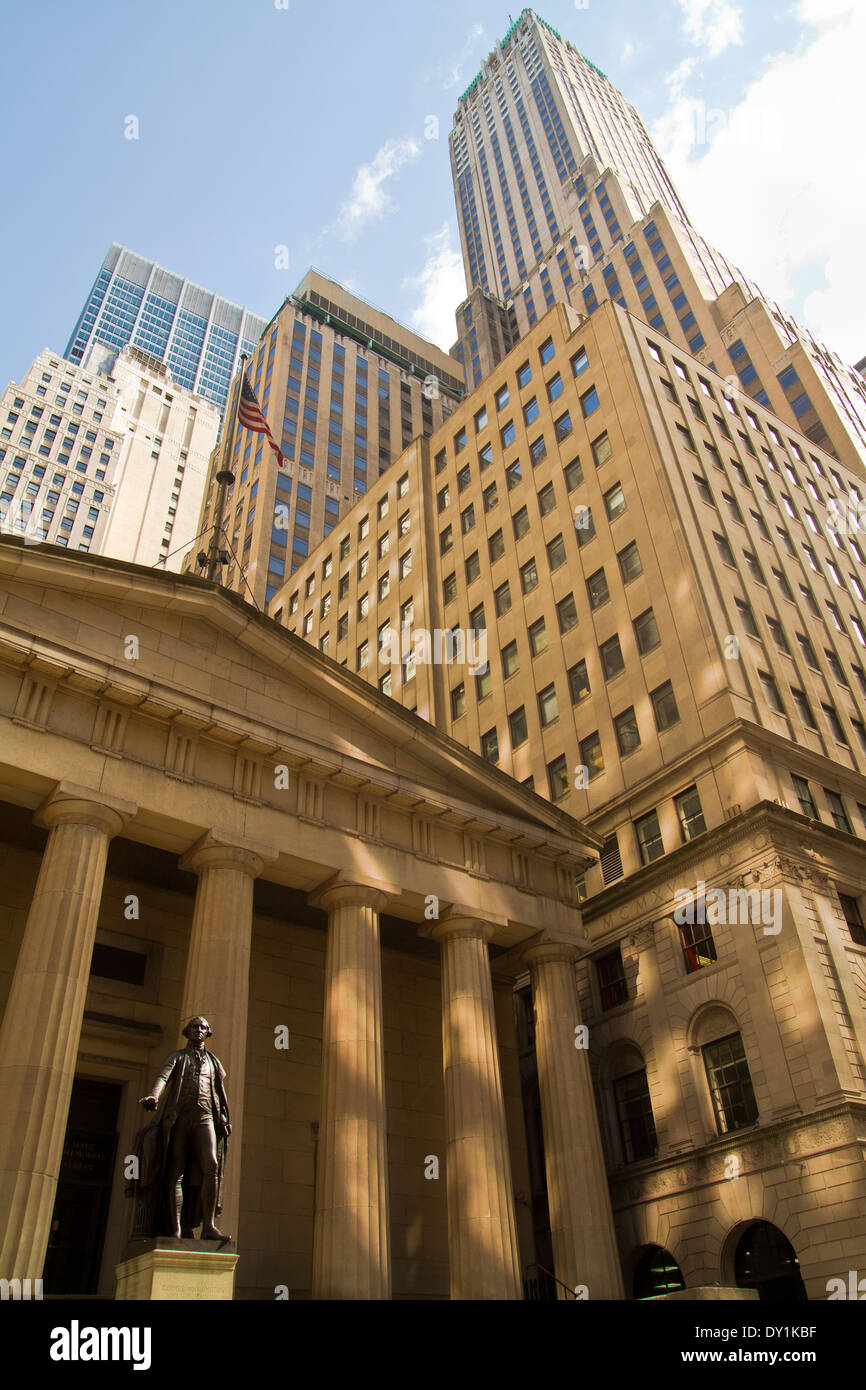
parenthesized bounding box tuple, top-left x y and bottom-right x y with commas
(0, 537, 625, 1301)
(270, 296, 866, 1298)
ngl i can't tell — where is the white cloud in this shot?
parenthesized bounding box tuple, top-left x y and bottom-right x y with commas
(620, 40, 635, 63)
(329, 138, 421, 243)
(677, 0, 744, 55)
(406, 225, 466, 351)
(441, 23, 485, 91)
(653, 0, 865, 363)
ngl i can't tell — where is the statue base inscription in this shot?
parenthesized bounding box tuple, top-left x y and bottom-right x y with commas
(115, 1237, 238, 1300)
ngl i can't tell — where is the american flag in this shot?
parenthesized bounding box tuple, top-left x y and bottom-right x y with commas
(237, 374, 285, 467)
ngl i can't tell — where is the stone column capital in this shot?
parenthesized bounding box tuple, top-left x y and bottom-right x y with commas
(430, 910, 497, 945)
(523, 939, 581, 969)
(34, 781, 137, 837)
(309, 874, 395, 914)
(179, 829, 277, 878)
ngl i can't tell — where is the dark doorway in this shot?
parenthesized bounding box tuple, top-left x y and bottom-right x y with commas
(734, 1221, 808, 1301)
(43, 1078, 121, 1295)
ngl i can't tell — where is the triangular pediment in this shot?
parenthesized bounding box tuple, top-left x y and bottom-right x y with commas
(0, 539, 599, 858)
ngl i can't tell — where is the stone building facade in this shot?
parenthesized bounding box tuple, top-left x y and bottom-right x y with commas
(0, 537, 622, 1300)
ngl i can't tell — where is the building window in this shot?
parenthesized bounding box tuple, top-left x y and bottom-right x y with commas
(494, 580, 511, 616)
(451, 682, 466, 719)
(520, 558, 538, 594)
(568, 659, 590, 703)
(614, 706, 640, 755)
(591, 432, 612, 467)
(538, 683, 558, 728)
(546, 754, 569, 800)
(579, 730, 604, 781)
(502, 640, 520, 678)
(481, 727, 499, 763)
(791, 774, 818, 817)
(675, 785, 706, 841)
(824, 789, 852, 833)
(651, 680, 679, 730)
(614, 1070, 658, 1163)
(587, 568, 609, 609)
(596, 949, 628, 1010)
(703, 1033, 758, 1134)
(678, 912, 718, 972)
(600, 634, 624, 679)
(618, 540, 643, 582)
(839, 893, 866, 947)
(509, 706, 528, 748)
(635, 810, 664, 865)
(633, 608, 660, 654)
(528, 618, 547, 656)
(556, 594, 578, 633)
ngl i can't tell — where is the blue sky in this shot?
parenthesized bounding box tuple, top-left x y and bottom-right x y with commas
(0, 0, 861, 392)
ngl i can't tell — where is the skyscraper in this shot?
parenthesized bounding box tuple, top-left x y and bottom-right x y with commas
(0, 344, 220, 571)
(65, 244, 267, 414)
(188, 269, 464, 606)
(449, 10, 866, 476)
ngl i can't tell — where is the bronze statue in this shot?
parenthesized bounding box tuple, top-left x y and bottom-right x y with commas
(127, 1016, 231, 1241)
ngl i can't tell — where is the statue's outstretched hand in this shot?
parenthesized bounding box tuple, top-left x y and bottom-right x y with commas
(139, 1096, 158, 1110)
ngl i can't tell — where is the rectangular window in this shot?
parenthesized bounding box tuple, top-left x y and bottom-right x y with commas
(675, 785, 706, 841)
(587, 568, 609, 609)
(596, 950, 628, 1011)
(618, 541, 642, 582)
(635, 809, 664, 865)
(579, 730, 604, 781)
(509, 706, 528, 747)
(528, 618, 547, 657)
(568, 659, 590, 703)
(679, 914, 718, 973)
(451, 683, 466, 719)
(557, 593, 578, 633)
(520, 557, 538, 594)
(633, 608, 660, 653)
(513, 505, 530, 540)
(600, 633, 624, 679)
(502, 640, 520, 678)
(591, 432, 612, 467)
(546, 533, 566, 571)
(839, 893, 866, 947)
(703, 1033, 758, 1134)
(538, 683, 558, 727)
(651, 680, 680, 729)
(614, 706, 640, 755)
(614, 1070, 658, 1163)
(547, 754, 569, 801)
(824, 789, 852, 833)
(494, 580, 511, 616)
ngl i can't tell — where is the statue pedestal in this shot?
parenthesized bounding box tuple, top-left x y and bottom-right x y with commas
(115, 1237, 238, 1300)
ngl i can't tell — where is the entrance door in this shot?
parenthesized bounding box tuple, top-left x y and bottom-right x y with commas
(734, 1221, 808, 1301)
(42, 1078, 122, 1295)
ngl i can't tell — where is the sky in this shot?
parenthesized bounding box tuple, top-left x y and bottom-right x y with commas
(0, 0, 862, 393)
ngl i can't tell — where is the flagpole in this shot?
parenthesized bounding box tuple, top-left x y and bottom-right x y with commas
(206, 352, 247, 583)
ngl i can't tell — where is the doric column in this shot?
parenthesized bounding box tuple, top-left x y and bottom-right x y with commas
(0, 784, 135, 1278)
(524, 940, 624, 1299)
(178, 831, 275, 1240)
(309, 879, 391, 1299)
(432, 913, 522, 1300)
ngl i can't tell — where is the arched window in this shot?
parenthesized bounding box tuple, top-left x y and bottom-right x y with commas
(734, 1222, 807, 1301)
(607, 1042, 657, 1163)
(633, 1244, 686, 1300)
(691, 1004, 758, 1134)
